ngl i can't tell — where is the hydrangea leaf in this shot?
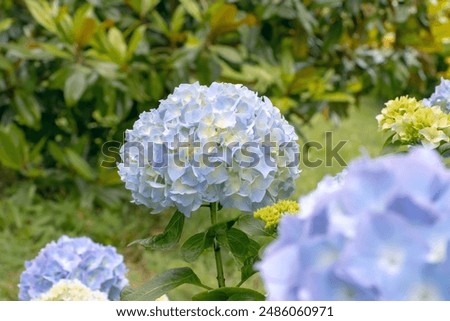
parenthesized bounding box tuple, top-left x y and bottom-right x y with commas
(128, 211, 185, 250)
(192, 287, 265, 301)
(121, 267, 208, 301)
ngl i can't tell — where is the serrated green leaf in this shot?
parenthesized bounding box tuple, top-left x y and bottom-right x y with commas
(180, 232, 213, 262)
(226, 228, 249, 259)
(236, 215, 272, 237)
(129, 211, 185, 250)
(192, 287, 265, 301)
(122, 267, 207, 301)
(120, 285, 134, 299)
(240, 255, 259, 286)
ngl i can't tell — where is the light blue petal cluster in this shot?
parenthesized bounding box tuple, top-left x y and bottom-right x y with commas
(258, 148, 450, 300)
(118, 82, 300, 216)
(18, 236, 128, 301)
(423, 78, 450, 112)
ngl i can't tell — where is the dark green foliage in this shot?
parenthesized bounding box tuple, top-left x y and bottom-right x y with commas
(0, 0, 445, 194)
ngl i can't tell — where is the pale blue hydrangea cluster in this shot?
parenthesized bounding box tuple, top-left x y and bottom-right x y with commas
(423, 78, 450, 112)
(118, 82, 300, 216)
(19, 236, 128, 301)
(258, 148, 450, 300)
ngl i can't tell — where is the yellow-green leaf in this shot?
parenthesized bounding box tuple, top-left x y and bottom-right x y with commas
(74, 17, 97, 47)
(107, 27, 127, 64)
(65, 148, 96, 180)
(180, 0, 202, 22)
(24, 0, 57, 33)
(0, 18, 14, 33)
(126, 25, 146, 60)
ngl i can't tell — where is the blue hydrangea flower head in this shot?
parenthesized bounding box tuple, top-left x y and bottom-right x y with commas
(423, 78, 450, 112)
(118, 82, 300, 216)
(18, 236, 128, 301)
(258, 148, 450, 300)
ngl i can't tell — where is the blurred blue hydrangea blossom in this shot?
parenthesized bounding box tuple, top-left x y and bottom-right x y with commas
(423, 78, 450, 112)
(19, 236, 128, 301)
(118, 82, 300, 216)
(258, 148, 450, 300)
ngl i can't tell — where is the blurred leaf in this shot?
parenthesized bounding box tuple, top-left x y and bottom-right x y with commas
(12, 90, 41, 129)
(293, 0, 317, 34)
(65, 148, 96, 181)
(126, 25, 146, 61)
(192, 287, 265, 301)
(316, 92, 355, 104)
(121, 267, 207, 301)
(24, 0, 57, 33)
(323, 19, 343, 50)
(107, 27, 127, 63)
(129, 211, 185, 250)
(73, 4, 96, 47)
(0, 125, 28, 171)
(126, 0, 160, 17)
(48, 141, 67, 165)
(0, 55, 13, 71)
(0, 18, 14, 33)
(209, 45, 242, 64)
(180, 0, 202, 22)
(64, 67, 87, 106)
(171, 6, 185, 34)
(29, 137, 46, 165)
(148, 69, 164, 100)
(74, 17, 97, 47)
(150, 11, 170, 35)
(37, 43, 72, 59)
(209, 3, 256, 39)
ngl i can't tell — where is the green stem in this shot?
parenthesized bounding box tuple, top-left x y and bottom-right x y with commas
(210, 202, 226, 288)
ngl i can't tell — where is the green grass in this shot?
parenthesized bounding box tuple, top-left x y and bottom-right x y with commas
(0, 99, 385, 300)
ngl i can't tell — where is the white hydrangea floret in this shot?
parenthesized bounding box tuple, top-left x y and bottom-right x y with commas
(34, 280, 108, 301)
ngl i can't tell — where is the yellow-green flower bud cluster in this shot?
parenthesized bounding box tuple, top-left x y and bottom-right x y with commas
(254, 200, 299, 230)
(376, 96, 450, 148)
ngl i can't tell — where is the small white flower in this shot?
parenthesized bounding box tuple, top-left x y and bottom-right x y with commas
(34, 280, 108, 301)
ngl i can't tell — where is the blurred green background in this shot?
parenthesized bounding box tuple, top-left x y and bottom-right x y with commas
(1, 0, 449, 300)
